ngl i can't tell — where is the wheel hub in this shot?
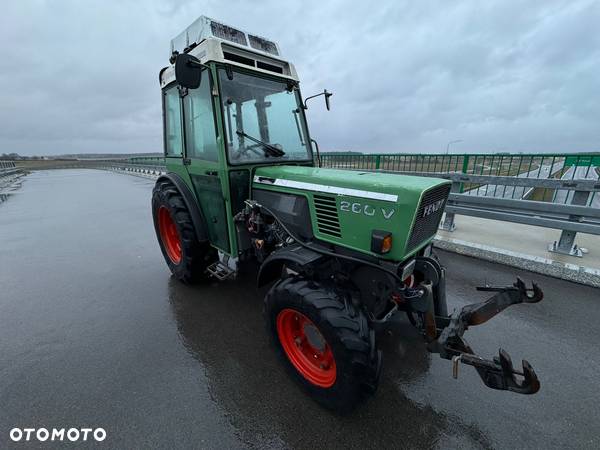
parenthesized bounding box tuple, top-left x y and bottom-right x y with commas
(276, 309, 336, 387)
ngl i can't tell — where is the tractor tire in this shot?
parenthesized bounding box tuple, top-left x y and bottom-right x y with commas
(265, 277, 381, 412)
(152, 179, 215, 283)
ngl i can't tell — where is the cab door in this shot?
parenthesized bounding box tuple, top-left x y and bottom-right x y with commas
(181, 71, 231, 253)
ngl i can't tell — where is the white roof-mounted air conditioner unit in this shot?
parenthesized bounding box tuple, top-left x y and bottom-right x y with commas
(170, 16, 281, 60)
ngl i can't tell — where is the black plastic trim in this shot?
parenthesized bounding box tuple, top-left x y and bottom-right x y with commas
(257, 244, 324, 287)
(156, 173, 208, 242)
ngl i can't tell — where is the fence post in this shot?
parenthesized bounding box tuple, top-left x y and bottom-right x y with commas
(439, 181, 461, 231)
(548, 189, 589, 257)
(375, 155, 381, 170)
(459, 155, 469, 193)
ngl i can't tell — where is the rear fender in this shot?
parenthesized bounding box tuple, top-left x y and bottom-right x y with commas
(156, 173, 208, 243)
(257, 244, 325, 287)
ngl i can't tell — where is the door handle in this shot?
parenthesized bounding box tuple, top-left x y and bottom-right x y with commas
(205, 170, 218, 176)
(183, 158, 191, 165)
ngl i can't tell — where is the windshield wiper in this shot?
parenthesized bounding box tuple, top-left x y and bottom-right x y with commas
(236, 130, 285, 157)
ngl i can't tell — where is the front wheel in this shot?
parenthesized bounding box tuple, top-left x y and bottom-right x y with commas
(264, 277, 381, 412)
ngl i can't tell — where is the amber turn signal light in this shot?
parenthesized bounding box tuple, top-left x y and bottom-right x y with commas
(371, 230, 392, 254)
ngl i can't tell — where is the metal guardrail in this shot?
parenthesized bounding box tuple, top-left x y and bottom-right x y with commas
(445, 193, 600, 257)
(1, 161, 22, 177)
(0, 161, 25, 203)
(447, 194, 600, 235)
(95, 160, 166, 177)
(1, 160, 19, 175)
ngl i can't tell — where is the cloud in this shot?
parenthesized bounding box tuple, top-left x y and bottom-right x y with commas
(0, 0, 598, 155)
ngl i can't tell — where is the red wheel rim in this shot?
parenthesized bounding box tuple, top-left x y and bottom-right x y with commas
(404, 274, 415, 287)
(276, 309, 337, 388)
(158, 206, 182, 264)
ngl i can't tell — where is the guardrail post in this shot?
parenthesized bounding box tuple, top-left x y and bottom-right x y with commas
(548, 190, 589, 257)
(439, 181, 461, 231)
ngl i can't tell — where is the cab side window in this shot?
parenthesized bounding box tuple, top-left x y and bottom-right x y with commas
(163, 86, 183, 156)
(183, 72, 219, 162)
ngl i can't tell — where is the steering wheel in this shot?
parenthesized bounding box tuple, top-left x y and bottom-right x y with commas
(233, 143, 264, 160)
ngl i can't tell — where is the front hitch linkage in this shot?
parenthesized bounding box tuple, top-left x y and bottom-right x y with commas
(428, 278, 543, 395)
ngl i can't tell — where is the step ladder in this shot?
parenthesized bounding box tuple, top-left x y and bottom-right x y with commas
(205, 261, 235, 280)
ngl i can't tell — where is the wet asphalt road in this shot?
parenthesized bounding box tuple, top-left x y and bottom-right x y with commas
(1, 170, 599, 449)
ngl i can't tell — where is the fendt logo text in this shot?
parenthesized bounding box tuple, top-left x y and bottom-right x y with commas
(422, 199, 445, 218)
(10, 427, 106, 442)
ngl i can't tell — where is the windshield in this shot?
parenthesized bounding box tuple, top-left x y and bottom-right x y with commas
(218, 68, 312, 164)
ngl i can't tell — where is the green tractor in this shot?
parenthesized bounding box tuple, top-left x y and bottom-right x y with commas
(152, 16, 543, 411)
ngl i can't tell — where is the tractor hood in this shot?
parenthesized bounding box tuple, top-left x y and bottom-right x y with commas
(254, 166, 447, 203)
(252, 165, 451, 261)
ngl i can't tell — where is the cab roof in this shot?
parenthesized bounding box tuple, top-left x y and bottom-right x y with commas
(160, 16, 299, 88)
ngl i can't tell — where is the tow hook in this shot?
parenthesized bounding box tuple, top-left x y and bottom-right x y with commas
(429, 278, 543, 395)
(450, 349, 540, 394)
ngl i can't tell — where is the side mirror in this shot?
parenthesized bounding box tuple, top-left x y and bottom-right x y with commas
(324, 89, 332, 111)
(175, 53, 203, 89)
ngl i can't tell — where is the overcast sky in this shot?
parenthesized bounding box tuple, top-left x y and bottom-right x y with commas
(1, 0, 599, 156)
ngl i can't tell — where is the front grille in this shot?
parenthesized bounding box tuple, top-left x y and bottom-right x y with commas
(406, 184, 451, 253)
(313, 195, 342, 238)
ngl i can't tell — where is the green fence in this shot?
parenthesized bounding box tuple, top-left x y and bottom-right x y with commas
(320, 153, 600, 177)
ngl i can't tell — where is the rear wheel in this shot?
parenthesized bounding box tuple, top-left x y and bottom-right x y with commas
(265, 277, 381, 412)
(152, 180, 215, 283)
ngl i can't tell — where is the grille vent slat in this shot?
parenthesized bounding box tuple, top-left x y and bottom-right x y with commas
(316, 212, 338, 217)
(316, 216, 340, 225)
(314, 209, 338, 217)
(313, 206, 337, 215)
(318, 224, 341, 232)
(314, 203, 337, 210)
(314, 202, 336, 207)
(313, 195, 342, 238)
(406, 184, 451, 252)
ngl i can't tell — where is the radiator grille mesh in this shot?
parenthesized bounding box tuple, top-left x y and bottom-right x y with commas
(406, 184, 451, 252)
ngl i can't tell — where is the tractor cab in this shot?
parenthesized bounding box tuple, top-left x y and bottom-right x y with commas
(159, 16, 322, 261)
